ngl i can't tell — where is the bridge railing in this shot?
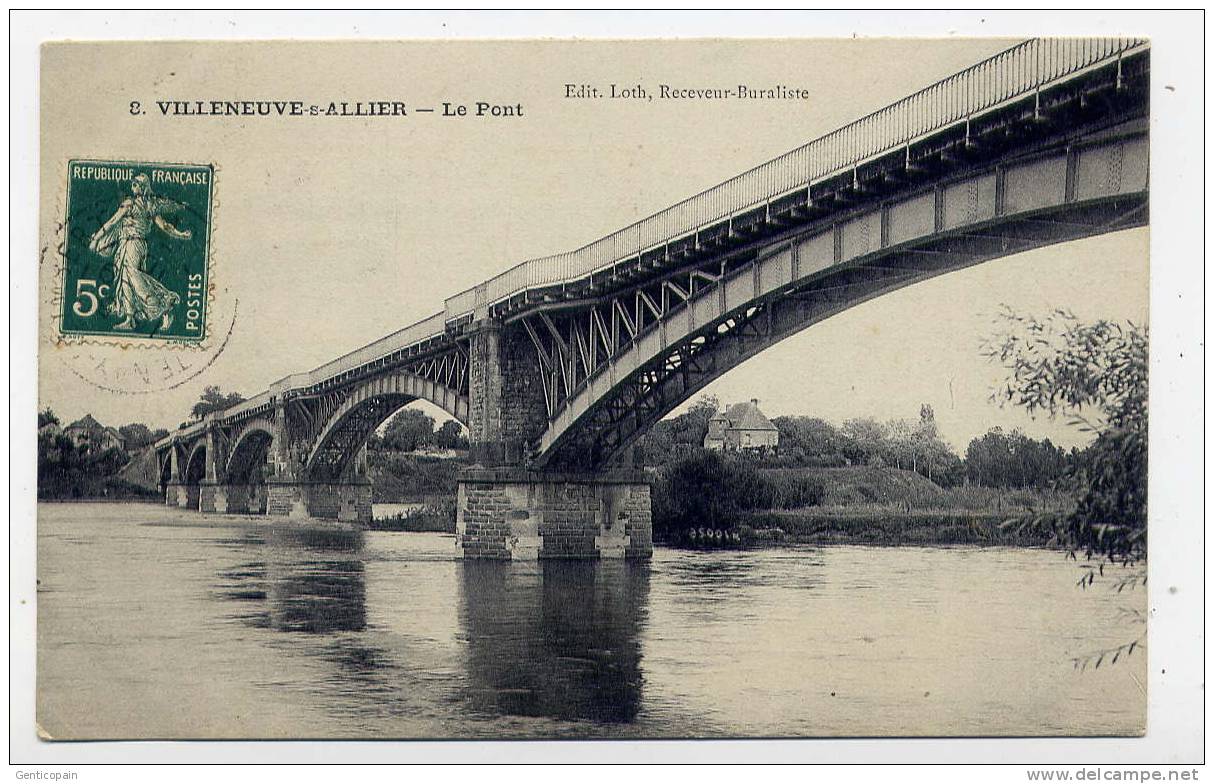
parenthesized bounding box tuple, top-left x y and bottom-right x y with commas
(301, 311, 448, 388)
(441, 36, 1144, 317)
(223, 390, 273, 420)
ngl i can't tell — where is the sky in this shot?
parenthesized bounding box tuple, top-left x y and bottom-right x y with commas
(38, 38, 1148, 453)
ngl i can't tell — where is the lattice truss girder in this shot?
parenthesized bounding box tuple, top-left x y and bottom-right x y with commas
(533, 193, 1147, 469)
(406, 344, 470, 397)
(517, 256, 749, 418)
(305, 393, 413, 482)
(547, 300, 788, 470)
(214, 343, 470, 483)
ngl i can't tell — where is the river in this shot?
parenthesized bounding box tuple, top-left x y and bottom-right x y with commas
(35, 502, 1146, 739)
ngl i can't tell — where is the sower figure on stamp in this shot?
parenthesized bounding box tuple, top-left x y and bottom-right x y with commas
(89, 173, 190, 331)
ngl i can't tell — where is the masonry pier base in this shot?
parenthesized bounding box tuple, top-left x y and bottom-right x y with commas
(198, 481, 230, 513)
(265, 480, 373, 522)
(164, 481, 187, 508)
(456, 468, 653, 561)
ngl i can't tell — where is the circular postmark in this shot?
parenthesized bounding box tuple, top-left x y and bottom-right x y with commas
(43, 158, 236, 394)
(52, 303, 238, 395)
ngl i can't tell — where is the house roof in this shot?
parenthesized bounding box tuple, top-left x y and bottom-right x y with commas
(65, 414, 103, 432)
(723, 401, 778, 432)
(64, 416, 124, 441)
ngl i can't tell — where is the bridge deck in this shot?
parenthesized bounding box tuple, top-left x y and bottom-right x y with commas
(160, 36, 1147, 445)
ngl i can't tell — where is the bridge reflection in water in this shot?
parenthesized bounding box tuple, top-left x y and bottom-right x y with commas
(215, 527, 368, 635)
(214, 529, 650, 726)
(458, 560, 649, 723)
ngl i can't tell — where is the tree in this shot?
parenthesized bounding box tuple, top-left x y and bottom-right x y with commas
(678, 394, 720, 445)
(909, 404, 962, 484)
(636, 394, 720, 465)
(191, 385, 245, 419)
(840, 417, 889, 466)
(38, 408, 60, 429)
(637, 420, 676, 465)
(985, 308, 1147, 567)
(884, 418, 917, 471)
(119, 423, 156, 450)
(382, 408, 435, 452)
(770, 416, 848, 466)
(965, 427, 1071, 489)
(434, 419, 469, 450)
(652, 451, 751, 535)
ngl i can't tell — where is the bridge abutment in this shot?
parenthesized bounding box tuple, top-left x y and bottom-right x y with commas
(456, 468, 653, 561)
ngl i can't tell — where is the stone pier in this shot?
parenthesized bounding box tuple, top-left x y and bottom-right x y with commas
(164, 481, 187, 507)
(266, 480, 373, 522)
(199, 481, 229, 513)
(456, 468, 653, 560)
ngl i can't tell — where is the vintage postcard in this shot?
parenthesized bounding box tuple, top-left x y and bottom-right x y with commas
(33, 32, 1163, 747)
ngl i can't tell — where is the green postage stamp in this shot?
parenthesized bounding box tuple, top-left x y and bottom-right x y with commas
(59, 159, 214, 343)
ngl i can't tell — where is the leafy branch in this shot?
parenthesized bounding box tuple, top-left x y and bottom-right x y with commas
(1072, 635, 1145, 671)
(984, 308, 1148, 570)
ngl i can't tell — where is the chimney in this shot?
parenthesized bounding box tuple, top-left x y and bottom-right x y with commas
(751, 398, 759, 406)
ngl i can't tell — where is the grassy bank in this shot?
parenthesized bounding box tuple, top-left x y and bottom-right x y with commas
(653, 454, 1072, 548)
(762, 466, 1070, 511)
(364, 498, 456, 533)
(740, 507, 1054, 547)
(367, 451, 467, 503)
(38, 474, 161, 501)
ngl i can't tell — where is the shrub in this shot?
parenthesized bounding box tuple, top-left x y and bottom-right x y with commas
(651, 452, 824, 538)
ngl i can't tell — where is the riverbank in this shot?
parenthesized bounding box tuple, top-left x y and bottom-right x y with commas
(39, 500, 1055, 553)
(740, 506, 1055, 547)
(651, 460, 1070, 548)
(746, 466, 1067, 546)
(368, 451, 464, 503)
(36, 501, 365, 534)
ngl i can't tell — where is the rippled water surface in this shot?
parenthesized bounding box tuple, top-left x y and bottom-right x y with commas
(37, 503, 1146, 739)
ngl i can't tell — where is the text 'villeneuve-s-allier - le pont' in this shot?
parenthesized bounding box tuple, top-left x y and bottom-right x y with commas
(137, 100, 525, 118)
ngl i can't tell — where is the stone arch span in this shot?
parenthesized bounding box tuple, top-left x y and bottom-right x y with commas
(534, 135, 1149, 470)
(304, 371, 469, 482)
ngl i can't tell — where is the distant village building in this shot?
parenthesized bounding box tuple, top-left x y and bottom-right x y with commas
(703, 399, 779, 452)
(62, 414, 126, 454)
